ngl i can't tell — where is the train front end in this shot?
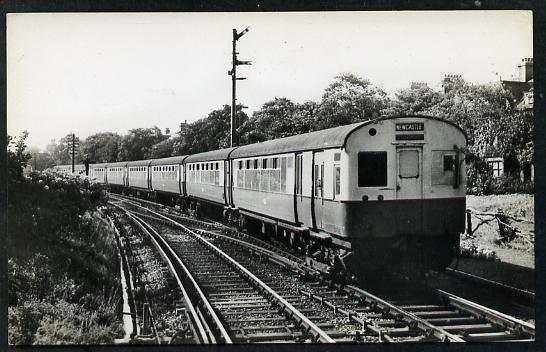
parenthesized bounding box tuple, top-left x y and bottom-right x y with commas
(341, 116, 467, 276)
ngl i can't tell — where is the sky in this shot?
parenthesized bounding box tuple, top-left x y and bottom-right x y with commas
(7, 11, 533, 151)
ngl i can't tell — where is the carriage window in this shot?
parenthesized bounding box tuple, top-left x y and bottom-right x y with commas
(254, 159, 258, 169)
(358, 152, 387, 187)
(263, 158, 268, 169)
(334, 165, 341, 198)
(295, 154, 303, 195)
(281, 157, 287, 193)
(239, 160, 243, 169)
(398, 150, 419, 178)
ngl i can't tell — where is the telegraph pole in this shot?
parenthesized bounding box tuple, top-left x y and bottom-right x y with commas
(228, 27, 251, 147)
(71, 133, 76, 173)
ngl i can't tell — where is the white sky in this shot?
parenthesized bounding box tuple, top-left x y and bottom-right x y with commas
(7, 11, 533, 150)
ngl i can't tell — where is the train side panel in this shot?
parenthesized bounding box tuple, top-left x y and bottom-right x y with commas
(151, 164, 181, 194)
(128, 166, 150, 189)
(107, 166, 125, 186)
(231, 154, 296, 224)
(185, 160, 225, 205)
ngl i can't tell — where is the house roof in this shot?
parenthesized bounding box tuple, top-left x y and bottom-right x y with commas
(501, 80, 532, 103)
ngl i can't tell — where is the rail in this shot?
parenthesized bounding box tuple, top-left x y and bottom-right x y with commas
(111, 202, 230, 344)
(119, 200, 336, 343)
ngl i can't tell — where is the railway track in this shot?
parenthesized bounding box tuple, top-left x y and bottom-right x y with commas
(112, 199, 334, 343)
(109, 194, 535, 343)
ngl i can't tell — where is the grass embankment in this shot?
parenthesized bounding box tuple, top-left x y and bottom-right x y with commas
(8, 172, 124, 345)
(463, 194, 534, 268)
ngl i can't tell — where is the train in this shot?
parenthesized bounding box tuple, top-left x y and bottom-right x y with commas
(54, 115, 467, 278)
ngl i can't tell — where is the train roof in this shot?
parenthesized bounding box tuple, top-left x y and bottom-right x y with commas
(126, 159, 154, 167)
(90, 163, 108, 168)
(230, 122, 365, 158)
(106, 161, 129, 167)
(230, 115, 467, 158)
(150, 155, 188, 166)
(184, 147, 237, 163)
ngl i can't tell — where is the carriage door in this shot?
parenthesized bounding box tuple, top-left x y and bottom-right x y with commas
(396, 147, 423, 234)
(312, 152, 325, 229)
(396, 147, 423, 199)
(224, 160, 231, 206)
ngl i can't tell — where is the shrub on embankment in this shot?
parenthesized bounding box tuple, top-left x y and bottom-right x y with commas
(8, 172, 124, 345)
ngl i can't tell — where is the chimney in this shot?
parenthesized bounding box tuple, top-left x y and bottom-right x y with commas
(518, 58, 533, 82)
(410, 82, 428, 89)
(442, 74, 462, 93)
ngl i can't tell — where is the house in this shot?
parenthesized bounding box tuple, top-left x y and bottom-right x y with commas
(501, 57, 533, 111)
(484, 58, 534, 180)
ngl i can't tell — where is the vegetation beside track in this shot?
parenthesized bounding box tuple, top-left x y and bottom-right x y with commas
(460, 194, 534, 268)
(8, 137, 124, 345)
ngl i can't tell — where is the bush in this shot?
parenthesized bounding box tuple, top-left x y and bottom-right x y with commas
(466, 159, 493, 195)
(466, 159, 534, 195)
(8, 171, 123, 345)
(489, 175, 534, 194)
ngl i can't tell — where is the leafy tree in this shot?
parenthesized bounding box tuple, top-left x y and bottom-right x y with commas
(383, 83, 442, 116)
(7, 131, 32, 180)
(293, 100, 319, 134)
(81, 132, 122, 163)
(28, 152, 57, 172)
(239, 98, 300, 144)
(174, 105, 248, 154)
(45, 135, 82, 165)
(117, 126, 169, 161)
(315, 73, 389, 130)
(149, 138, 176, 158)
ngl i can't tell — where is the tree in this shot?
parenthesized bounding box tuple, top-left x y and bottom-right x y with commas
(383, 84, 442, 116)
(238, 98, 300, 144)
(7, 131, 32, 180)
(117, 127, 169, 161)
(315, 73, 389, 130)
(149, 138, 176, 158)
(174, 105, 248, 155)
(80, 132, 122, 163)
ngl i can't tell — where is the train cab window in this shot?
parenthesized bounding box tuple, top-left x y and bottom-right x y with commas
(432, 151, 456, 185)
(444, 155, 454, 171)
(398, 150, 419, 178)
(358, 152, 387, 187)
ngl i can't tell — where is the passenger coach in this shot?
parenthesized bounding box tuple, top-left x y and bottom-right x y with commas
(58, 115, 467, 276)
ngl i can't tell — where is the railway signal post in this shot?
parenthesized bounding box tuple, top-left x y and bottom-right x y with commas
(228, 27, 251, 147)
